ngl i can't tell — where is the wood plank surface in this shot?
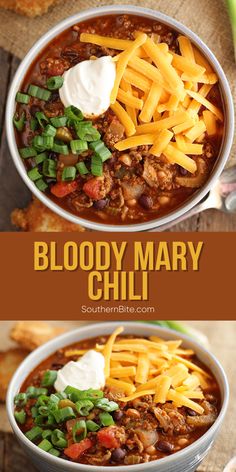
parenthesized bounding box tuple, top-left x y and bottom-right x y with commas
(0, 46, 236, 232)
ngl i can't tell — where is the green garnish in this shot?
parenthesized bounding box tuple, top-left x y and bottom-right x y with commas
(70, 139, 88, 155)
(89, 140, 111, 162)
(46, 76, 64, 90)
(72, 420, 87, 443)
(15, 92, 30, 104)
(75, 121, 101, 141)
(35, 178, 48, 192)
(28, 167, 42, 181)
(38, 439, 53, 452)
(99, 412, 114, 426)
(28, 85, 51, 101)
(25, 426, 43, 442)
(62, 166, 76, 181)
(42, 159, 57, 179)
(51, 429, 68, 449)
(13, 111, 26, 131)
(14, 409, 26, 425)
(76, 161, 89, 175)
(43, 124, 57, 138)
(65, 105, 83, 122)
(35, 111, 49, 128)
(51, 142, 69, 155)
(50, 116, 68, 128)
(41, 370, 58, 387)
(91, 155, 103, 176)
(19, 147, 37, 159)
(75, 399, 94, 416)
(33, 135, 54, 152)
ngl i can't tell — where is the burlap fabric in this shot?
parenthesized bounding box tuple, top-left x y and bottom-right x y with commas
(0, 321, 236, 471)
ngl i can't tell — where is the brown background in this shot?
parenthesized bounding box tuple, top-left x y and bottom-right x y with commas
(0, 320, 236, 472)
(0, 0, 236, 231)
(0, 232, 235, 318)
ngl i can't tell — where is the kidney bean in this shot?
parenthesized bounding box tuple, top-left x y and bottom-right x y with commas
(156, 440, 174, 453)
(139, 194, 153, 210)
(113, 410, 123, 421)
(93, 199, 108, 210)
(111, 448, 126, 462)
(178, 166, 188, 176)
(30, 105, 42, 116)
(186, 408, 197, 416)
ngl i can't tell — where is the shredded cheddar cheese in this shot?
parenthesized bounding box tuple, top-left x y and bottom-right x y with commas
(65, 326, 213, 415)
(80, 30, 223, 173)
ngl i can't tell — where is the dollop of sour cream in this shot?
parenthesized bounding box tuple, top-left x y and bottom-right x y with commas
(59, 56, 116, 117)
(54, 350, 105, 392)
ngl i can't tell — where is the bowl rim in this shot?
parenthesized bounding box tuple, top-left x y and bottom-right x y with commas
(5, 4, 235, 232)
(6, 321, 229, 472)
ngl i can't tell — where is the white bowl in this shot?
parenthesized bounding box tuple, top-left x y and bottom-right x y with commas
(6, 5, 234, 231)
(7, 321, 229, 472)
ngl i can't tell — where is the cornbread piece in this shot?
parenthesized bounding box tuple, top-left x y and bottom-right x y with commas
(11, 197, 85, 232)
(0, 348, 28, 401)
(10, 321, 65, 351)
(0, 0, 59, 17)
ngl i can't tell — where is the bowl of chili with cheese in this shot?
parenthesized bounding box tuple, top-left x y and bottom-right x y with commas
(7, 322, 229, 471)
(6, 6, 234, 231)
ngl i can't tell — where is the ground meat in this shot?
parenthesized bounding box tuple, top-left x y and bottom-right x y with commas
(142, 156, 175, 190)
(40, 57, 70, 76)
(104, 117, 125, 149)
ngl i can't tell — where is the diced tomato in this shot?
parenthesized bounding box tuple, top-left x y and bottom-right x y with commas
(83, 177, 103, 200)
(97, 426, 120, 449)
(64, 438, 93, 460)
(50, 180, 78, 198)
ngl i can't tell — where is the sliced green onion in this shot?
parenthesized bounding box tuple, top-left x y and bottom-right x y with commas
(31, 406, 38, 418)
(28, 84, 51, 101)
(49, 448, 60, 457)
(95, 398, 119, 412)
(13, 111, 25, 131)
(91, 155, 103, 177)
(47, 413, 57, 426)
(42, 430, 52, 440)
(43, 124, 57, 138)
(38, 439, 53, 452)
(26, 387, 48, 399)
(75, 400, 94, 416)
(65, 105, 83, 122)
(99, 412, 114, 426)
(50, 116, 68, 128)
(33, 135, 54, 152)
(19, 147, 37, 159)
(35, 152, 47, 165)
(14, 392, 27, 407)
(35, 178, 48, 192)
(36, 395, 50, 407)
(25, 426, 43, 442)
(72, 420, 87, 443)
(14, 409, 26, 425)
(28, 167, 42, 181)
(75, 121, 101, 141)
(89, 140, 111, 162)
(34, 415, 47, 426)
(43, 159, 57, 178)
(16, 92, 30, 104)
(38, 405, 50, 417)
(62, 166, 76, 181)
(70, 139, 88, 155)
(41, 370, 58, 387)
(50, 392, 67, 404)
(226, 0, 236, 61)
(35, 111, 49, 128)
(76, 161, 89, 175)
(86, 420, 100, 432)
(64, 386, 103, 403)
(51, 142, 69, 155)
(51, 429, 68, 449)
(53, 406, 76, 423)
(30, 117, 38, 131)
(46, 76, 64, 90)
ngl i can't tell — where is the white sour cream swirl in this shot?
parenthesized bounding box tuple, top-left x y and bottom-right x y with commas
(59, 56, 116, 117)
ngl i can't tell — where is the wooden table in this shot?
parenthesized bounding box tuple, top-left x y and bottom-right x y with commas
(1, 47, 236, 232)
